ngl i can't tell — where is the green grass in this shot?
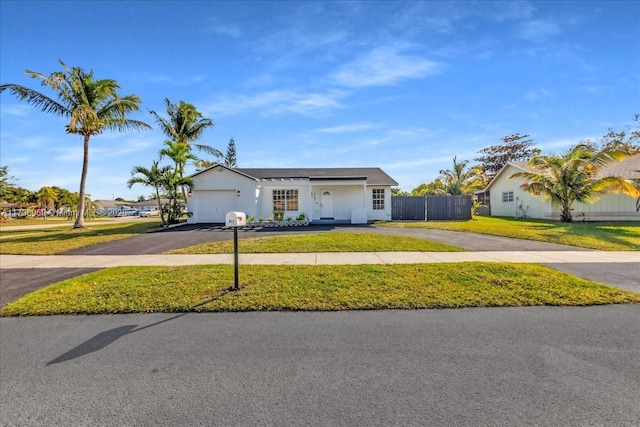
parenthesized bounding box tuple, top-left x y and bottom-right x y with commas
(167, 233, 464, 254)
(2, 263, 638, 316)
(0, 221, 161, 254)
(376, 216, 640, 251)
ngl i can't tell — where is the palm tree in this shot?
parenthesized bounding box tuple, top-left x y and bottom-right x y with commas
(36, 186, 58, 219)
(149, 98, 220, 159)
(510, 144, 639, 222)
(127, 160, 173, 226)
(438, 156, 481, 195)
(160, 169, 194, 225)
(0, 60, 151, 229)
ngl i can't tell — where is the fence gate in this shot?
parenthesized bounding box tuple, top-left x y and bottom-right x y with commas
(391, 196, 426, 220)
(426, 195, 472, 220)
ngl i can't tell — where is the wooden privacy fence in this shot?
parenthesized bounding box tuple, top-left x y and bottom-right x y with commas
(392, 195, 472, 221)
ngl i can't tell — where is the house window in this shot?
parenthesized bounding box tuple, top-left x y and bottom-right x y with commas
(372, 188, 385, 210)
(502, 191, 514, 203)
(273, 189, 299, 211)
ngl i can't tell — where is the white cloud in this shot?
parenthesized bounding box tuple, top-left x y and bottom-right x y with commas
(0, 104, 32, 117)
(205, 89, 346, 117)
(314, 123, 379, 134)
(332, 45, 441, 87)
(525, 89, 554, 101)
(518, 19, 561, 41)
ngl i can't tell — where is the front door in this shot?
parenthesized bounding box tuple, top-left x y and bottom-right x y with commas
(320, 190, 334, 218)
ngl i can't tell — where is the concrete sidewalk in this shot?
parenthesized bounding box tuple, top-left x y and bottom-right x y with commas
(1, 251, 638, 268)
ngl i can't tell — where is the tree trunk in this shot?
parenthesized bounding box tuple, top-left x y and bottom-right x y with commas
(73, 134, 90, 229)
(560, 203, 572, 222)
(155, 188, 166, 226)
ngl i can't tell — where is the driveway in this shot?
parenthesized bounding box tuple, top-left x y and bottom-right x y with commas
(63, 223, 592, 255)
(1, 306, 639, 426)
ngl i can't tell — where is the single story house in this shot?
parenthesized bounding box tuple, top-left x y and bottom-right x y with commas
(186, 165, 398, 224)
(485, 155, 640, 221)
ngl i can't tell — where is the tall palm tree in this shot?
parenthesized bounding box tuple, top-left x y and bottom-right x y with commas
(0, 60, 151, 228)
(149, 98, 221, 159)
(127, 160, 173, 226)
(510, 144, 639, 222)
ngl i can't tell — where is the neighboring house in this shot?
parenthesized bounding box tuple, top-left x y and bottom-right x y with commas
(485, 155, 640, 221)
(130, 199, 170, 211)
(187, 165, 398, 224)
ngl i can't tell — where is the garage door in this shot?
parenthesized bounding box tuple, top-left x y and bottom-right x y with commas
(196, 190, 236, 223)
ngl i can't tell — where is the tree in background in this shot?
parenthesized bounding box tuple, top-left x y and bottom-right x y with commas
(36, 186, 58, 218)
(224, 137, 238, 167)
(410, 179, 446, 196)
(475, 133, 538, 179)
(438, 157, 484, 195)
(1, 61, 150, 228)
(510, 144, 639, 222)
(584, 116, 640, 155)
(0, 166, 16, 202)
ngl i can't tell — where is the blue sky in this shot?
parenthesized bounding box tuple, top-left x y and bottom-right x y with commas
(1, 1, 638, 200)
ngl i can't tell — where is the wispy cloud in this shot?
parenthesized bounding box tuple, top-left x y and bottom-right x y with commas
(314, 123, 379, 134)
(0, 104, 32, 117)
(332, 45, 441, 87)
(139, 74, 206, 86)
(205, 89, 346, 117)
(207, 23, 242, 38)
(525, 89, 554, 101)
(518, 19, 561, 41)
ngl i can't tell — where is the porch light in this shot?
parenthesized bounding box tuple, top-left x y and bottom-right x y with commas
(237, 190, 241, 197)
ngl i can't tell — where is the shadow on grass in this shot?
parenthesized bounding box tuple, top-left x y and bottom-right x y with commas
(46, 287, 236, 366)
(2, 222, 161, 246)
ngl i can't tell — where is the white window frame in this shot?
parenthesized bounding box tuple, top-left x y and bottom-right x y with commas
(372, 188, 385, 210)
(502, 191, 514, 203)
(273, 189, 299, 211)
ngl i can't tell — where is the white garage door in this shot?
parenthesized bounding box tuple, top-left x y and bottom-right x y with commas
(196, 190, 236, 223)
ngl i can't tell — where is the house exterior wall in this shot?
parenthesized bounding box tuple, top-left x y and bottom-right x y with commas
(187, 167, 257, 223)
(367, 187, 393, 221)
(489, 164, 640, 221)
(257, 183, 311, 220)
(188, 166, 396, 224)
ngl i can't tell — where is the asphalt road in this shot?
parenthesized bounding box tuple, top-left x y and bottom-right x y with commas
(1, 306, 639, 426)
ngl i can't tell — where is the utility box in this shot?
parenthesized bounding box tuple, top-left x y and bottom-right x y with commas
(225, 211, 246, 227)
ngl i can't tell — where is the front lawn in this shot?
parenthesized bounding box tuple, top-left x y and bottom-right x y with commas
(376, 216, 640, 251)
(0, 221, 161, 255)
(2, 263, 638, 316)
(167, 233, 463, 254)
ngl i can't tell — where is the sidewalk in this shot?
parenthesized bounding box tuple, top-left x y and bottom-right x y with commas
(1, 251, 638, 268)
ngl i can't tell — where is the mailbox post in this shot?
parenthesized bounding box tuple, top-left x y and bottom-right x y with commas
(225, 211, 246, 290)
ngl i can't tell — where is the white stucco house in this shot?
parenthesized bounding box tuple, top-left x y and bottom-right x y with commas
(186, 165, 398, 224)
(485, 155, 640, 221)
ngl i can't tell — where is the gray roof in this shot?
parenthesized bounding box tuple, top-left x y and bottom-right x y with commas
(235, 167, 398, 186)
(600, 155, 640, 180)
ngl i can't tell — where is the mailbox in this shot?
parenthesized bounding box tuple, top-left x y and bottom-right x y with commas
(225, 211, 246, 227)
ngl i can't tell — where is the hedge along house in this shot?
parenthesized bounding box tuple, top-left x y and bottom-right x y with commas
(485, 155, 640, 221)
(186, 165, 398, 224)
